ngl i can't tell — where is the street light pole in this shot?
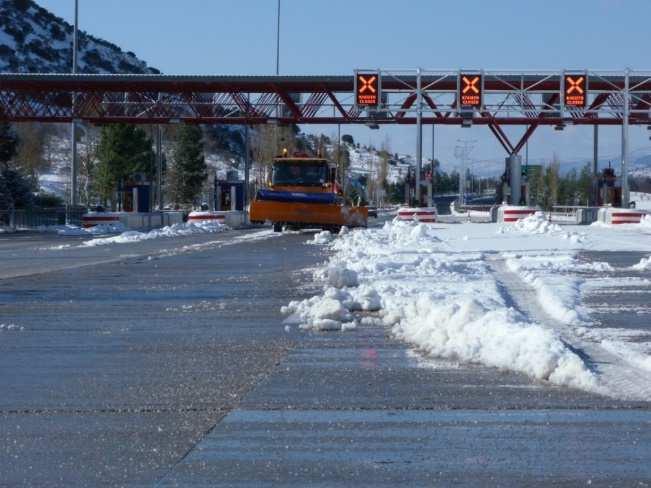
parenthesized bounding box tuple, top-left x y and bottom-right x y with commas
(274, 0, 280, 155)
(275, 0, 280, 76)
(70, 0, 79, 209)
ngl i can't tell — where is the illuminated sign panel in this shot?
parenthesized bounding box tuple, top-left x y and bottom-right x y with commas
(356, 73, 380, 106)
(460, 74, 482, 108)
(564, 75, 587, 108)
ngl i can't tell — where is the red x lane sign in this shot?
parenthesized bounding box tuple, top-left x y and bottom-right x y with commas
(460, 74, 482, 108)
(356, 73, 380, 106)
(564, 75, 587, 108)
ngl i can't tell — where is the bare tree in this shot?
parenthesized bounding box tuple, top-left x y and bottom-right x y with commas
(15, 123, 46, 186)
(78, 125, 100, 206)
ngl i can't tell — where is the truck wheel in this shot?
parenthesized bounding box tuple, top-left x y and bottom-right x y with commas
(273, 222, 283, 233)
(327, 225, 341, 233)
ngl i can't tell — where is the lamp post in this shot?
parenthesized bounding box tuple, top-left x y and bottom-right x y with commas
(70, 0, 79, 209)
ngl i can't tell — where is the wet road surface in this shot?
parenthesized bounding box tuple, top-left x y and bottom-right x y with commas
(0, 230, 649, 486)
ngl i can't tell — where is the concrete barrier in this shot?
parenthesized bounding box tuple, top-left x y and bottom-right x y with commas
(497, 205, 537, 223)
(597, 207, 646, 225)
(187, 211, 226, 224)
(549, 207, 600, 225)
(82, 211, 184, 230)
(188, 210, 247, 228)
(397, 207, 437, 223)
(81, 212, 121, 228)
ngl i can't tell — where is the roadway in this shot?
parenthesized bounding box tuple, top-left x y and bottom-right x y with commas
(0, 228, 649, 486)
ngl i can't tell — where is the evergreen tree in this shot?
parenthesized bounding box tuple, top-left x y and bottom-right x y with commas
(95, 124, 154, 205)
(170, 125, 207, 205)
(0, 122, 33, 222)
(0, 122, 18, 166)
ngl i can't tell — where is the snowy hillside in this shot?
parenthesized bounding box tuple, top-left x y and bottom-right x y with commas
(0, 0, 157, 74)
(346, 144, 414, 184)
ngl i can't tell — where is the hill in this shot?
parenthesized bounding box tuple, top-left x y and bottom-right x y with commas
(0, 0, 158, 74)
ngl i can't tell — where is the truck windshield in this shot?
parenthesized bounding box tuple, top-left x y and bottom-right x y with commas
(272, 161, 328, 186)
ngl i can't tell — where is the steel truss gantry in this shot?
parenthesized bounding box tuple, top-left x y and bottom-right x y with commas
(1, 69, 648, 204)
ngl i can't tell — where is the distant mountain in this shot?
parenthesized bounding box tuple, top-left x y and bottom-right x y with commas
(0, 0, 158, 74)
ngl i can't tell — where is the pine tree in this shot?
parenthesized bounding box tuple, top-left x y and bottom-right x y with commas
(0, 123, 33, 226)
(170, 125, 207, 206)
(0, 122, 18, 167)
(95, 124, 155, 206)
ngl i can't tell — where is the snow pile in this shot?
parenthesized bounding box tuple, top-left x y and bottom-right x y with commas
(326, 266, 359, 288)
(630, 255, 651, 271)
(57, 223, 126, 236)
(283, 220, 598, 391)
(311, 230, 334, 245)
(641, 214, 651, 229)
(503, 212, 584, 244)
(393, 294, 593, 387)
(82, 221, 226, 246)
(513, 212, 561, 234)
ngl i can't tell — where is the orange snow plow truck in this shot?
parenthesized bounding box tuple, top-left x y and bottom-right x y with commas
(250, 156, 368, 232)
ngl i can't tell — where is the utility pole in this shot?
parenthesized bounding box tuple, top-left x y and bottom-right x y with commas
(70, 0, 79, 210)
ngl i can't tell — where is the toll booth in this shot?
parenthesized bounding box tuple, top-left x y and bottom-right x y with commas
(120, 174, 152, 212)
(597, 166, 621, 207)
(214, 173, 244, 211)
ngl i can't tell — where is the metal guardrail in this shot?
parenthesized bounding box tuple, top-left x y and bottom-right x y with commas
(0, 207, 86, 229)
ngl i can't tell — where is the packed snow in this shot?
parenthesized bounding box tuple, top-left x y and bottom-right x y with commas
(81, 220, 226, 247)
(56, 223, 126, 236)
(284, 217, 651, 399)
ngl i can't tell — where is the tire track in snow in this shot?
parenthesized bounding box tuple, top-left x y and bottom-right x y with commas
(489, 258, 651, 402)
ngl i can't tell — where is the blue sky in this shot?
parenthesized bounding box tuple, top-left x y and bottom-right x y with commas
(38, 0, 651, 172)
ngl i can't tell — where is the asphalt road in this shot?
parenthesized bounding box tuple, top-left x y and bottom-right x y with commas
(0, 229, 649, 487)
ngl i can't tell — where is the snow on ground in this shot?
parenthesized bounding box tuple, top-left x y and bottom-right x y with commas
(284, 216, 651, 399)
(631, 191, 651, 211)
(81, 221, 227, 247)
(55, 223, 126, 236)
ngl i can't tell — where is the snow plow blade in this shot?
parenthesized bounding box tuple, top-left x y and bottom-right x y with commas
(250, 199, 367, 229)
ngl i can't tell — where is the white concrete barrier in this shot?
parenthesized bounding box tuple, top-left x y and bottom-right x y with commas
(188, 211, 226, 224)
(396, 207, 437, 223)
(468, 210, 492, 223)
(188, 210, 247, 228)
(82, 211, 184, 230)
(497, 205, 537, 223)
(597, 207, 646, 225)
(81, 212, 121, 228)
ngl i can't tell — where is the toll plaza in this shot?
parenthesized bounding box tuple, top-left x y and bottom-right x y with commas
(1, 69, 649, 210)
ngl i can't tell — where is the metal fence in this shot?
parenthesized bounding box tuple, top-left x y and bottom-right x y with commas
(0, 206, 86, 229)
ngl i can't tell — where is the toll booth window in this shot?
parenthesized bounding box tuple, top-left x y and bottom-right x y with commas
(272, 161, 328, 186)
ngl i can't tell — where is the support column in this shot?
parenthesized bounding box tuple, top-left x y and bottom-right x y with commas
(507, 154, 522, 205)
(592, 124, 599, 206)
(431, 123, 436, 204)
(415, 68, 423, 206)
(244, 123, 250, 209)
(621, 71, 630, 207)
(156, 125, 163, 210)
